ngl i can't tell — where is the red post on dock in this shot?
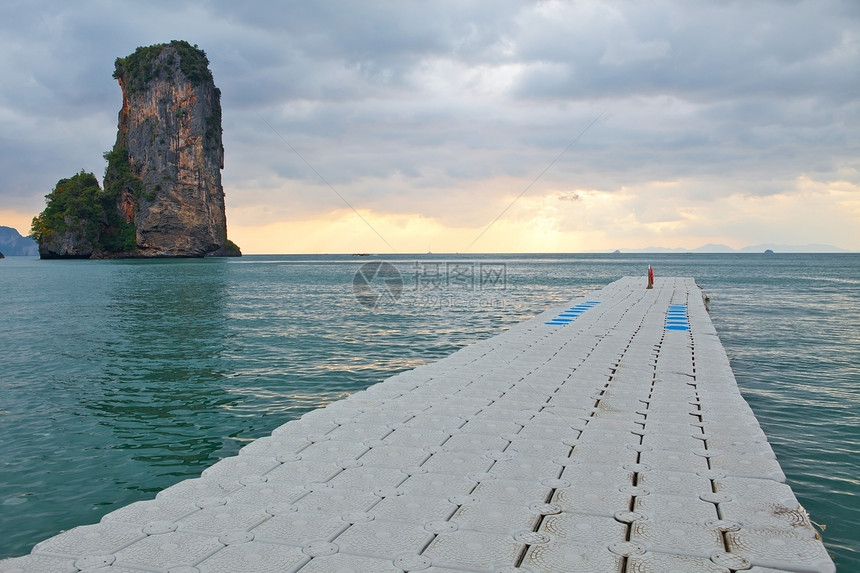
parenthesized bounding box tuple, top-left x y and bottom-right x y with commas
(647, 265, 654, 289)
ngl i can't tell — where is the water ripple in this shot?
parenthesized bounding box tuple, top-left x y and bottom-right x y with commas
(1, 253, 858, 568)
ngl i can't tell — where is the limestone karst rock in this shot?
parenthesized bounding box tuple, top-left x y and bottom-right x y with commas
(109, 40, 239, 257)
(32, 41, 240, 258)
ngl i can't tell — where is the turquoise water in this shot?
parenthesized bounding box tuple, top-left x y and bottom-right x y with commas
(1, 253, 858, 568)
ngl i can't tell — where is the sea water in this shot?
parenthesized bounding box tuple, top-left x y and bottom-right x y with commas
(0, 253, 858, 568)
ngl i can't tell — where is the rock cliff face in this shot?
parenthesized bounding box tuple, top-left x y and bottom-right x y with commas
(37, 218, 96, 258)
(109, 41, 237, 257)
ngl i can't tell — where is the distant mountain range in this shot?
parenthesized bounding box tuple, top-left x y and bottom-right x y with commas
(613, 243, 851, 254)
(0, 226, 39, 256)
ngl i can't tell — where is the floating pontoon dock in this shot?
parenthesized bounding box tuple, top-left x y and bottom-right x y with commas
(0, 277, 835, 572)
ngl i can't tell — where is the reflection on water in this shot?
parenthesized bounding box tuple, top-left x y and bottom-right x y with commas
(0, 259, 242, 554)
(224, 387, 351, 417)
(90, 260, 236, 470)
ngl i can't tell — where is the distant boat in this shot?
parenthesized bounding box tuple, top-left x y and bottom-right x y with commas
(353, 253, 370, 257)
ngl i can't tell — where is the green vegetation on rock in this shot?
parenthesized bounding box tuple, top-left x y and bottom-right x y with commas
(113, 40, 213, 95)
(103, 146, 149, 200)
(31, 159, 140, 255)
(101, 146, 143, 251)
(31, 171, 104, 245)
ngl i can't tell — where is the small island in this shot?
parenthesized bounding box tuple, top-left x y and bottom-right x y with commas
(31, 41, 240, 258)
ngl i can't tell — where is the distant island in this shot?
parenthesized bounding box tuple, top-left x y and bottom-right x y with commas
(0, 226, 38, 256)
(31, 40, 240, 259)
(612, 243, 849, 254)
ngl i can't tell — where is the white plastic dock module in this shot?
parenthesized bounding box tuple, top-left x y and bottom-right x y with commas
(1, 277, 835, 573)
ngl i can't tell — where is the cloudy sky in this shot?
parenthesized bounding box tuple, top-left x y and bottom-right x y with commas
(1, 1, 858, 253)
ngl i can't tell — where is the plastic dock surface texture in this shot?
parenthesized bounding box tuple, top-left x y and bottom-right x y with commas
(1, 277, 835, 573)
